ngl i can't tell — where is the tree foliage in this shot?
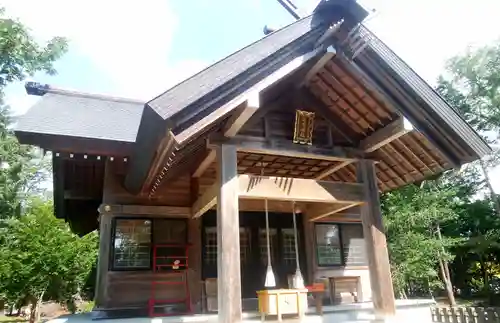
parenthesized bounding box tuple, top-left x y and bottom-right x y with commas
(0, 7, 98, 321)
(384, 40, 500, 305)
(382, 181, 461, 297)
(436, 41, 500, 137)
(0, 7, 68, 88)
(0, 7, 68, 219)
(0, 199, 98, 321)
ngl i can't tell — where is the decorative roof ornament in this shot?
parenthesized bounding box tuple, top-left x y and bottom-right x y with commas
(271, 0, 372, 57)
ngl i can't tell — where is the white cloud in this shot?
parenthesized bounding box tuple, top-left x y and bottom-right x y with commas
(2, 0, 208, 100)
(360, 0, 500, 85)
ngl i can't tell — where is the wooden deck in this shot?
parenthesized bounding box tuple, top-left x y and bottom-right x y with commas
(48, 300, 435, 323)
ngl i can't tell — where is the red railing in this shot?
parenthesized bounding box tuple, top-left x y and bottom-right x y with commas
(148, 244, 192, 317)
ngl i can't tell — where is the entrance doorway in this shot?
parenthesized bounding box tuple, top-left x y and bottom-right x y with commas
(201, 211, 308, 299)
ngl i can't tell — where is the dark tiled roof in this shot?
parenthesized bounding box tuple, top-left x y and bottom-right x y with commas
(15, 91, 144, 143)
(148, 16, 312, 118)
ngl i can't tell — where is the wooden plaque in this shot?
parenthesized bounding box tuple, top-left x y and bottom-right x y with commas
(293, 110, 315, 145)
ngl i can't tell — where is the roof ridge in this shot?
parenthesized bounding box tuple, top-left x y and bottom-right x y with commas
(25, 82, 145, 105)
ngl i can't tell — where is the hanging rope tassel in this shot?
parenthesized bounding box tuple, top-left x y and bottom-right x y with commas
(264, 198, 276, 288)
(292, 202, 305, 289)
(262, 166, 276, 288)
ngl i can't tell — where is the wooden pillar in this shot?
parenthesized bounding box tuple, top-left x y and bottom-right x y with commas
(94, 212, 112, 308)
(216, 145, 242, 323)
(356, 160, 396, 317)
(94, 160, 115, 309)
(302, 214, 316, 285)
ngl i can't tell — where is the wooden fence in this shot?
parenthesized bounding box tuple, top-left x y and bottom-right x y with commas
(431, 307, 500, 322)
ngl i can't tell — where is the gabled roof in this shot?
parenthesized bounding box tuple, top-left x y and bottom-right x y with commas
(125, 6, 367, 193)
(14, 0, 490, 200)
(15, 83, 144, 155)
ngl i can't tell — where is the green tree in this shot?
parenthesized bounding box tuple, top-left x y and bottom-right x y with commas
(437, 41, 500, 216)
(430, 41, 500, 304)
(0, 7, 68, 88)
(382, 181, 462, 304)
(0, 199, 98, 323)
(0, 7, 68, 219)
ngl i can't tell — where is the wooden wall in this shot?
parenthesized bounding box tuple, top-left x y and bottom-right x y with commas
(301, 212, 372, 303)
(95, 161, 202, 312)
(95, 160, 372, 313)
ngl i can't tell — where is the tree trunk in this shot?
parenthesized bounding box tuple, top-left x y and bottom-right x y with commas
(28, 291, 45, 323)
(436, 224, 456, 307)
(479, 255, 490, 292)
(400, 288, 407, 299)
(29, 300, 37, 323)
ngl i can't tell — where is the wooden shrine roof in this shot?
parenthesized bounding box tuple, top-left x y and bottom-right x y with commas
(14, 0, 490, 213)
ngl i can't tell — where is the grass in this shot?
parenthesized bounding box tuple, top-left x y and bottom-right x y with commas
(0, 316, 26, 323)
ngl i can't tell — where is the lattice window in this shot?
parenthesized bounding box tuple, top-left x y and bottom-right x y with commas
(240, 228, 251, 264)
(282, 229, 298, 266)
(259, 228, 277, 265)
(204, 227, 217, 265)
(204, 227, 252, 265)
(315, 224, 342, 266)
(112, 219, 152, 269)
(154, 219, 187, 244)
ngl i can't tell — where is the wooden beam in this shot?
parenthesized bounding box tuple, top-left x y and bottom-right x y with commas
(300, 46, 336, 86)
(143, 131, 178, 194)
(64, 190, 101, 200)
(192, 175, 365, 218)
(315, 160, 352, 180)
(315, 117, 413, 180)
(192, 150, 216, 178)
(191, 93, 261, 179)
(191, 183, 218, 218)
(208, 135, 365, 162)
(98, 204, 191, 217)
(317, 214, 362, 222)
(224, 92, 260, 137)
(238, 175, 364, 204)
(360, 118, 413, 153)
(356, 160, 396, 316)
(307, 203, 362, 221)
(216, 144, 242, 323)
(175, 48, 322, 146)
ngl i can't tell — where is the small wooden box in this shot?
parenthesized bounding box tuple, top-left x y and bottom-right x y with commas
(256, 289, 308, 321)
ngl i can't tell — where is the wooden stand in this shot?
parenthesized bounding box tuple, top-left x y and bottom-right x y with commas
(256, 289, 308, 321)
(306, 283, 325, 315)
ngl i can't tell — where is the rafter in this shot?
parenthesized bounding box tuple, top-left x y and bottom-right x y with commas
(360, 118, 413, 153)
(315, 117, 413, 180)
(299, 46, 337, 87)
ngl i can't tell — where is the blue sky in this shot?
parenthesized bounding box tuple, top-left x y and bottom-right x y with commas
(3, 0, 500, 190)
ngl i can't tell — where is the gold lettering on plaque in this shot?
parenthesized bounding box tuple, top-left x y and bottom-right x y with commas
(293, 110, 315, 145)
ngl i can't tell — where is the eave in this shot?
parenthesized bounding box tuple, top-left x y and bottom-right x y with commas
(345, 26, 491, 163)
